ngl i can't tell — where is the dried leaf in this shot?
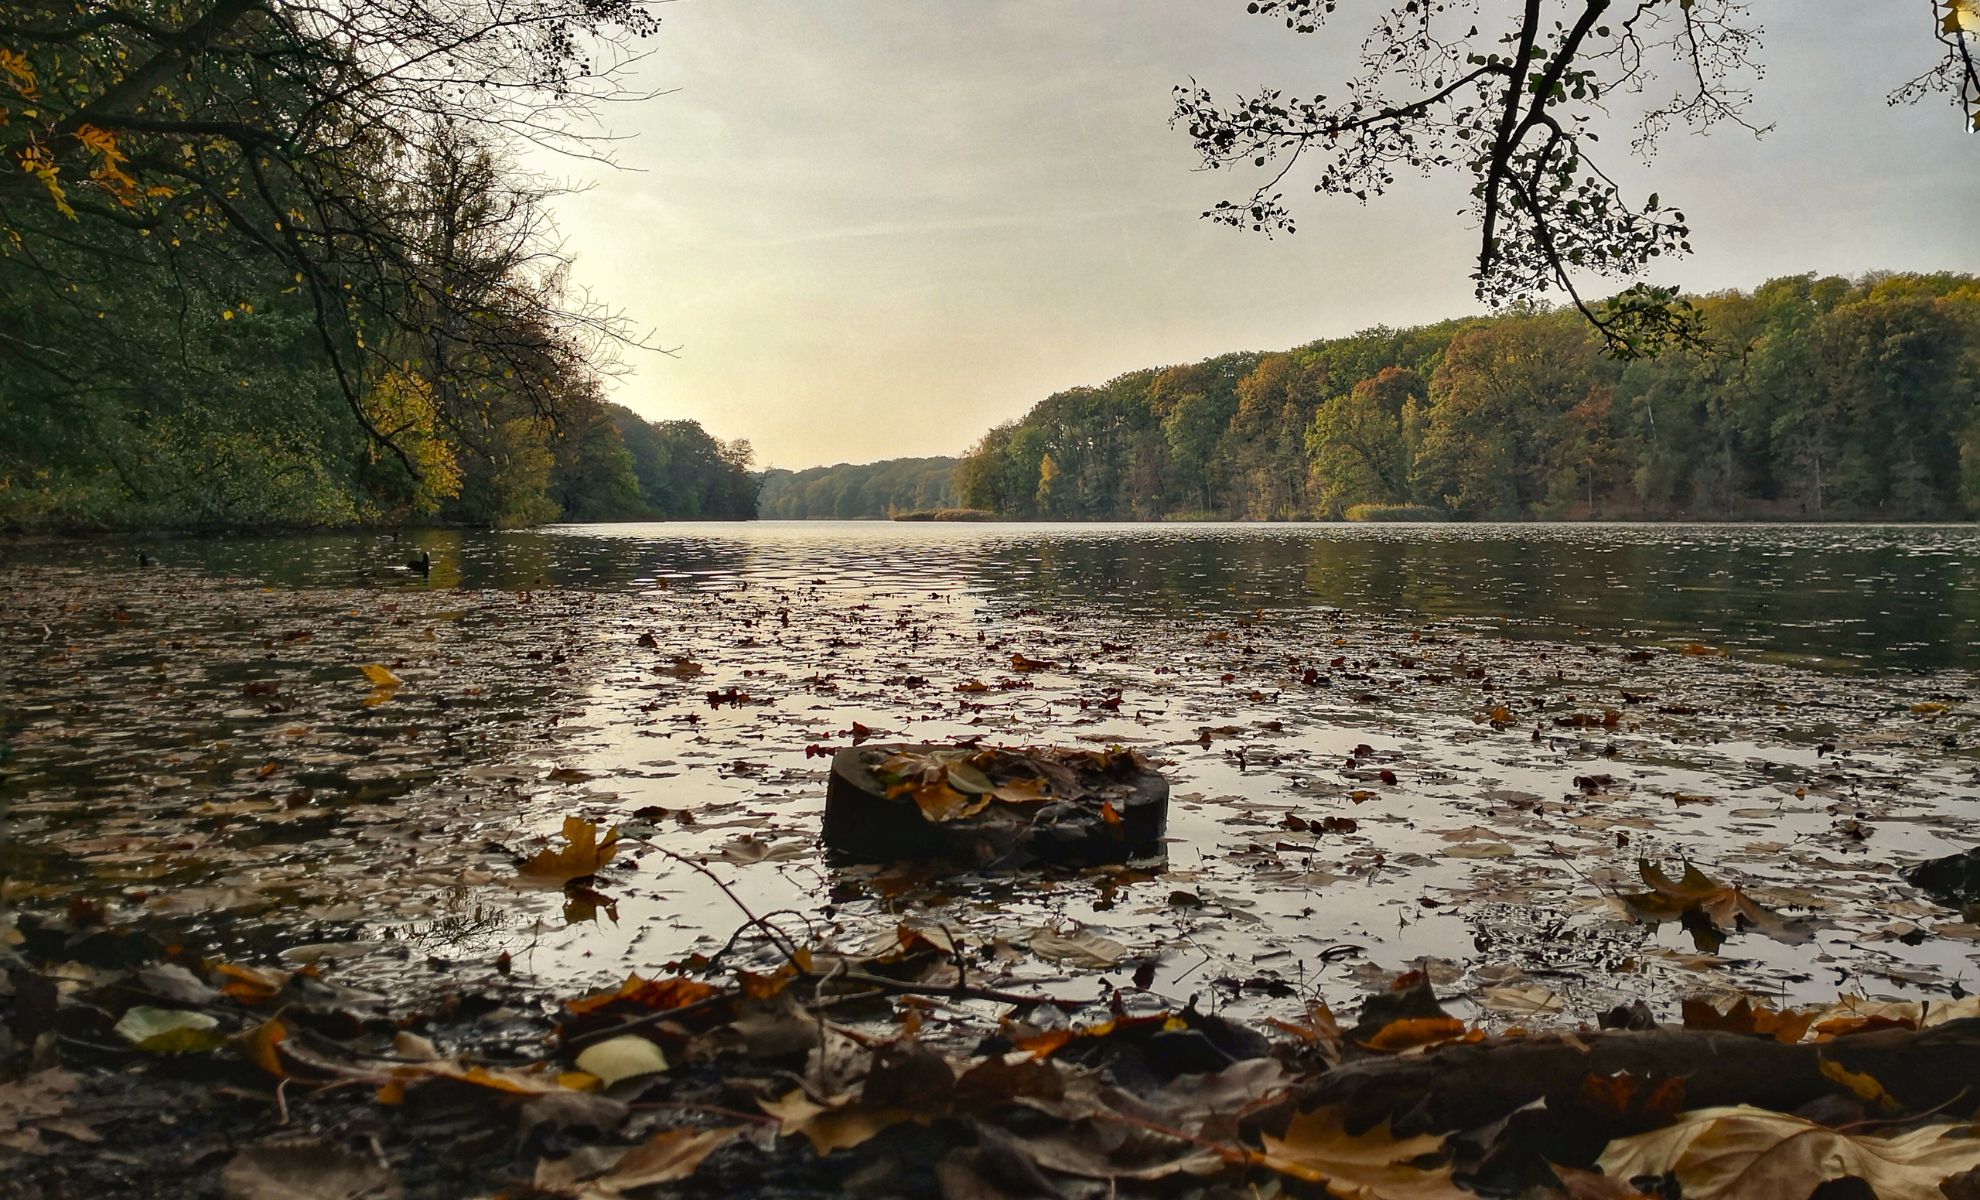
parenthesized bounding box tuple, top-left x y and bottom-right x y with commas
(1028, 927, 1127, 968)
(114, 1006, 224, 1054)
(221, 1137, 403, 1200)
(521, 816, 620, 882)
(1256, 1105, 1465, 1197)
(572, 1036, 669, 1087)
(759, 1089, 907, 1155)
(1597, 1105, 1980, 1200)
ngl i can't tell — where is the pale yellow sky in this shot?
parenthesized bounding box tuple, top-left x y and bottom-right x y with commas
(539, 1, 1980, 470)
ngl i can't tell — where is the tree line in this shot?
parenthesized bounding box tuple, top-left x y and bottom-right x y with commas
(953, 273, 1980, 522)
(757, 458, 959, 521)
(0, 1, 755, 531)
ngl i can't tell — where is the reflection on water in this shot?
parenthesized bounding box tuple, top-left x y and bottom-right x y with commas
(21, 521, 1978, 670)
(6, 519, 1980, 1018)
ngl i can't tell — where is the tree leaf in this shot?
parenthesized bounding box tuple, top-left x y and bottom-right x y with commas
(113, 1006, 224, 1054)
(1028, 927, 1127, 968)
(1596, 1105, 1980, 1200)
(572, 1036, 669, 1088)
(221, 1137, 403, 1200)
(1255, 1105, 1466, 1197)
(520, 816, 620, 882)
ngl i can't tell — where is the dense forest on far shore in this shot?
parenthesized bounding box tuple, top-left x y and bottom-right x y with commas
(0, 0, 759, 536)
(950, 273, 1980, 522)
(757, 457, 958, 520)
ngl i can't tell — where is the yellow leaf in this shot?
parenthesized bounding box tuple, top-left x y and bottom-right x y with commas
(358, 663, 401, 688)
(519, 815, 620, 882)
(573, 1035, 669, 1086)
(1817, 1056, 1898, 1113)
(1256, 1106, 1464, 1197)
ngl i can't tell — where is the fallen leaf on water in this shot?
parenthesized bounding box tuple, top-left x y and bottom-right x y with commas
(564, 974, 718, 1018)
(1481, 986, 1564, 1016)
(1028, 926, 1128, 969)
(1596, 1105, 1980, 1200)
(706, 834, 808, 864)
(520, 816, 620, 882)
(358, 663, 402, 707)
(1255, 1105, 1465, 1197)
(1617, 859, 1806, 944)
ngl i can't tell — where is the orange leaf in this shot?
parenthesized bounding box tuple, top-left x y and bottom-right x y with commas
(1358, 1016, 1467, 1052)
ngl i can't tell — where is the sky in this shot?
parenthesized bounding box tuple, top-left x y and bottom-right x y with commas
(540, 2, 1980, 471)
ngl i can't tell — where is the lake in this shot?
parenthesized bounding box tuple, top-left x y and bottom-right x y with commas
(4, 521, 1978, 1022)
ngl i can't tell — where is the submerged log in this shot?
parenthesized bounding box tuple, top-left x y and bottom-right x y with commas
(823, 743, 1167, 866)
(1906, 847, 1980, 910)
(1301, 1018, 1980, 1137)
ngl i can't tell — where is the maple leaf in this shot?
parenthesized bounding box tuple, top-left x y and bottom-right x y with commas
(1597, 1105, 1980, 1200)
(1616, 859, 1806, 944)
(520, 815, 620, 882)
(1256, 1105, 1467, 1198)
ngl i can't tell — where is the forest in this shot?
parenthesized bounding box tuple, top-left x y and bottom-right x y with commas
(757, 456, 959, 520)
(0, 0, 754, 533)
(952, 273, 1980, 522)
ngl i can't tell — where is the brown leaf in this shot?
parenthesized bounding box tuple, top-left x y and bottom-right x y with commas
(759, 1089, 909, 1155)
(1597, 1105, 1980, 1200)
(1359, 1016, 1469, 1053)
(1256, 1105, 1464, 1197)
(1679, 996, 1816, 1045)
(564, 974, 718, 1018)
(220, 1137, 403, 1199)
(1617, 859, 1805, 944)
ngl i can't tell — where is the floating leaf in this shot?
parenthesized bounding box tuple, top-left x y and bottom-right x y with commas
(1028, 927, 1127, 968)
(358, 663, 401, 688)
(1480, 986, 1564, 1016)
(520, 816, 620, 882)
(1617, 859, 1806, 944)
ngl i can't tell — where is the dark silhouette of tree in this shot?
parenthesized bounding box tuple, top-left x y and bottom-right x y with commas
(1173, 1, 1979, 357)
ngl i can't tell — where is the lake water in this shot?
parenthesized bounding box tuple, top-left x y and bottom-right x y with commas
(5, 521, 1978, 1022)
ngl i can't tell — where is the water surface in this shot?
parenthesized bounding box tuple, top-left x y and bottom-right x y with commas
(5, 521, 1978, 1022)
